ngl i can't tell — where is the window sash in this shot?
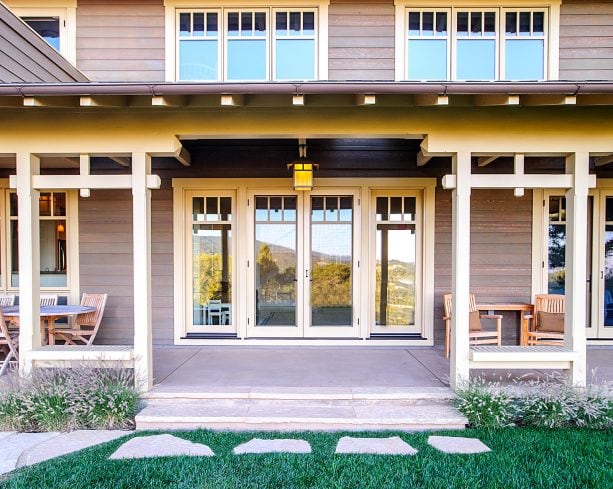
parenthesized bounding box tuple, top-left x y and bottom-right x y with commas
(403, 6, 549, 81)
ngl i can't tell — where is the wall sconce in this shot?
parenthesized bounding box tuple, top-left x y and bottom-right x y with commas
(287, 139, 318, 191)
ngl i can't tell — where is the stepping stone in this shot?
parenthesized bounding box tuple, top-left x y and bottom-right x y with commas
(0, 432, 59, 475)
(335, 436, 417, 455)
(427, 436, 491, 454)
(233, 438, 311, 455)
(109, 434, 214, 460)
(18, 430, 129, 468)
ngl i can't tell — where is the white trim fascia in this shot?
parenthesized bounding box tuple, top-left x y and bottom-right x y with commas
(173, 338, 435, 347)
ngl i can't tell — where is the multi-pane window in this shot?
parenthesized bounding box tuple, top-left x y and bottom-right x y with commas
(456, 10, 497, 80)
(274, 10, 316, 80)
(176, 7, 317, 81)
(504, 10, 545, 80)
(191, 195, 233, 327)
(9, 192, 68, 288)
(406, 10, 448, 80)
(22, 16, 60, 51)
(178, 11, 220, 81)
(375, 196, 417, 327)
(405, 7, 548, 81)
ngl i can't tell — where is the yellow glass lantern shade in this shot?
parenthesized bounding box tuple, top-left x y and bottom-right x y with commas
(288, 161, 318, 191)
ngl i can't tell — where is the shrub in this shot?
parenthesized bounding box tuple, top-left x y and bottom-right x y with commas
(0, 367, 139, 432)
(454, 377, 515, 429)
(455, 374, 613, 430)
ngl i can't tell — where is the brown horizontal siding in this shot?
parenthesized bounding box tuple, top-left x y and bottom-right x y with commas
(79, 188, 174, 346)
(434, 189, 533, 345)
(560, 1, 613, 80)
(76, 0, 165, 82)
(328, 0, 395, 81)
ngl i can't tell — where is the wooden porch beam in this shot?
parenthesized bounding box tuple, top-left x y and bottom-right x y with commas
(220, 94, 244, 107)
(23, 96, 78, 108)
(79, 154, 90, 198)
(521, 94, 577, 106)
(80, 96, 129, 107)
(109, 157, 131, 167)
(477, 156, 499, 167)
(473, 94, 520, 106)
(415, 94, 449, 106)
(594, 154, 613, 167)
(16, 153, 41, 374)
(174, 145, 191, 166)
(355, 94, 376, 106)
(12, 174, 162, 190)
(442, 173, 597, 190)
(416, 150, 432, 167)
(152, 95, 188, 107)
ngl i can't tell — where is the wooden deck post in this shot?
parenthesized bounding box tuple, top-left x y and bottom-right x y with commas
(16, 152, 41, 374)
(450, 151, 471, 389)
(565, 151, 589, 387)
(132, 152, 153, 392)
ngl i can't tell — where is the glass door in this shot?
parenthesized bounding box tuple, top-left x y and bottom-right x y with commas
(303, 192, 360, 338)
(186, 190, 236, 335)
(247, 189, 360, 338)
(597, 194, 613, 338)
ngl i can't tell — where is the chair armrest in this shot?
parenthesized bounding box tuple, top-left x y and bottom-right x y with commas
(443, 316, 450, 321)
(480, 314, 503, 319)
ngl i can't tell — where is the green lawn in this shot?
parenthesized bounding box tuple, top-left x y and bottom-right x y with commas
(1, 428, 611, 489)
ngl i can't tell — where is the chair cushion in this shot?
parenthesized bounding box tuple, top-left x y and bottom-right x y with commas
(537, 311, 565, 333)
(469, 310, 482, 332)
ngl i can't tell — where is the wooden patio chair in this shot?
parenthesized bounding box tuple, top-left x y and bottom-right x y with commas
(524, 294, 565, 346)
(0, 308, 18, 375)
(443, 293, 502, 358)
(0, 294, 15, 307)
(40, 294, 58, 306)
(51, 293, 107, 346)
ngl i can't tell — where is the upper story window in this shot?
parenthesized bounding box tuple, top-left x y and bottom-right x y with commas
(168, 2, 328, 82)
(396, 2, 560, 82)
(5, 1, 77, 64)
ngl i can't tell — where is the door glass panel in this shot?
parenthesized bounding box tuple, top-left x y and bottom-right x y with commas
(191, 196, 232, 327)
(255, 196, 297, 326)
(604, 197, 613, 327)
(375, 196, 417, 327)
(311, 196, 352, 326)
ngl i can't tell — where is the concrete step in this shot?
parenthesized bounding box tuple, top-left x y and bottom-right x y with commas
(142, 386, 455, 402)
(136, 398, 467, 432)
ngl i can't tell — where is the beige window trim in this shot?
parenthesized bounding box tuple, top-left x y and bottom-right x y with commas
(5, 1, 77, 64)
(394, 0, 560, 82)
(164, 0, 329, 82)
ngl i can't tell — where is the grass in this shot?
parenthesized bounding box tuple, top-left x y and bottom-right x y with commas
(1, 428, 611, 489)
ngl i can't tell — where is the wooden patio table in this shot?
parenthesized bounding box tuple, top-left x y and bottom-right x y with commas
(476, 303, 534, 347)
(2, 305, 96, 346)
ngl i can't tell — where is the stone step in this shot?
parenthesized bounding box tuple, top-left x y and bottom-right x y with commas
(136, 399, 467, 432)
(142, 386, 455, 403)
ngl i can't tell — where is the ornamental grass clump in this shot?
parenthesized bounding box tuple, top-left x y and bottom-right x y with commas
(454, 376, 515, 429)
(0, 367, 138, 432)
(454, 373, 613, 430)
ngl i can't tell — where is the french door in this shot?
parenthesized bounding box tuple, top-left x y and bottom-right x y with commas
(247, 188, 360, 338)
(596, 192, 613, 338)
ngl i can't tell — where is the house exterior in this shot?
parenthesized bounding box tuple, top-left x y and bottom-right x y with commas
(0, 0, 612, 392)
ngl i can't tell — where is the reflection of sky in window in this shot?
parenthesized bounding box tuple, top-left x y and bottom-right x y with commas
(311, 224, 351, 257)
(256, 224, 296, 251)
(376, 230, 415, 263)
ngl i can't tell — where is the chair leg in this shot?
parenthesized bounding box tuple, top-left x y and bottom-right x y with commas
(0, 351, 14, 376)
(445, 320, 450, 358)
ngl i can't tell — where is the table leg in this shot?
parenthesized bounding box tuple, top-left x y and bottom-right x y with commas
(48, 318, 56, 346)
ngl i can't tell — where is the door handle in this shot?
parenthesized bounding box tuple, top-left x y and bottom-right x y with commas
(305, 269, 309, 278)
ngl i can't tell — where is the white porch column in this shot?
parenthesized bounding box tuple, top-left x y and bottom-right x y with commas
(564, 151, 589, 387)
(132, 152, 153, 392)
(449, 151, 472, 389)
(16, 153, 41, 374)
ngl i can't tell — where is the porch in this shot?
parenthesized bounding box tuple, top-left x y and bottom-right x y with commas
(149, 346, 613, 394)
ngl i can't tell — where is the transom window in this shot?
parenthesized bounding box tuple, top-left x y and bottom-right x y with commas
(402, 6, 551, 81)
(175, 7, 319, 81)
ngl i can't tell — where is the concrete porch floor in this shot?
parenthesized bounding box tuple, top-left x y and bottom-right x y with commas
(150, 346, 612, 394)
